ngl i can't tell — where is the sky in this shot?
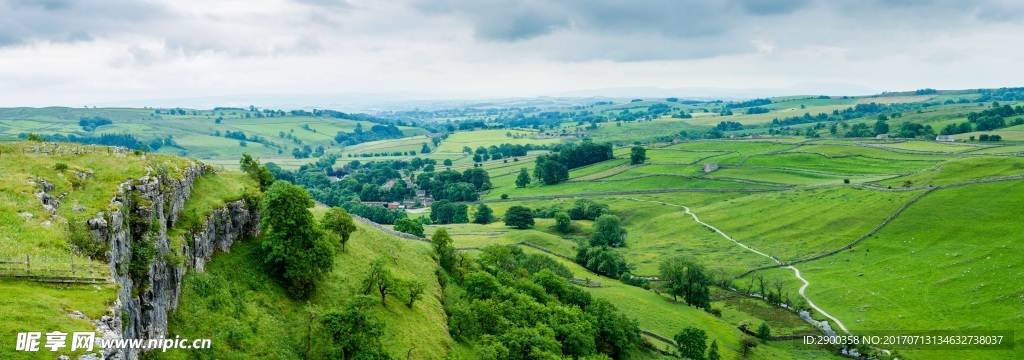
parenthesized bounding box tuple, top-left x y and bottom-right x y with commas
(1, 0, 1023, 107)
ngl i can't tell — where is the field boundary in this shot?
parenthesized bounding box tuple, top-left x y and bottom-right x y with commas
(0, 255, 110, 284)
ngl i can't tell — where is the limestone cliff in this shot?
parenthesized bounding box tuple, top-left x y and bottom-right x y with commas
(86, 163, 260, 359)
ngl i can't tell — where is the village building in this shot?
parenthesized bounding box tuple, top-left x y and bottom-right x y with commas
(875, 134, 889, 140)
(936, 135, 956, 142)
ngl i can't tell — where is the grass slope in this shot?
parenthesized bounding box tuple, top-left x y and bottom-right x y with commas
(776, 180, 1024, 359)
(165, 220, 450, 359)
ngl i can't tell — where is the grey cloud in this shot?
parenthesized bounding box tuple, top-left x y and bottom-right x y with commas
(0, 0, 169, 46)
(735, 0, 810, 15)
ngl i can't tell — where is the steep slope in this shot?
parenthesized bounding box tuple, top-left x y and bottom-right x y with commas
(0, 141, 259, 360)
(165, 216, 451, 359)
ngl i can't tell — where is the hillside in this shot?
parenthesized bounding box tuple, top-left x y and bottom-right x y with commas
(165, 217, 450, 359)
(0, 107, 427, 170)
(0, 141, 257, 360)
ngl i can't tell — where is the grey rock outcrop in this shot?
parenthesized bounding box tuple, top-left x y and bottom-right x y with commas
(86, 163, 260, 359)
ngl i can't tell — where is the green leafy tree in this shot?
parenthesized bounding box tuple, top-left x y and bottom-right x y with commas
(361, 257, 395, 305)
(503, 205, 535, 229)
(393, 218, 425, 237)
(462, 167, 492, 190)
(321, 207, 357, 253)
(515, 168, 531, 188)
(590, 214, 626, 247)
(443, 159, 453, 167)
(421, 143, 431, 154)
(431, 228, 457, 272)
(658, 257, 711, 309)
(240, 153, 274, 191)
(674, 326, 708, 360)
(739, 336, 758, 358)
(629, 146, 646, 164)
(320, 296, 391, 359)
(707, 339, 720, 360)
(873, 120, 889, 136)
(590, 299, 643, 358)
(399, 279, 424, 309)
(474, 204, 494, 224)
(260, 181, 334, 299)
(756, 322, 771, 343)
(554, 211, 571, 233)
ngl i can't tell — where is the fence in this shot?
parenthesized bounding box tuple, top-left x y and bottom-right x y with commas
(0, 255, 111, 284)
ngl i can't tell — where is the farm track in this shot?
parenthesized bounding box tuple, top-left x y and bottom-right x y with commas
(618, 197, 852, 335)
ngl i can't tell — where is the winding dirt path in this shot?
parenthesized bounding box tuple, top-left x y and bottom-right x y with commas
(787, 265, 849, 333)
(621, 197, 850, 334)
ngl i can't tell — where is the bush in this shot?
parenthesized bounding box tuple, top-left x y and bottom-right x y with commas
(503, 206, 534, 229)
(554, 212, 571, 233)
(53, 163, 68, 171)
(393, 218, 425, 238)
(500, 194, 508, 199)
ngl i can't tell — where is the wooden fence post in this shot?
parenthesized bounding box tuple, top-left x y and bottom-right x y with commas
(26, 255, 30, 276)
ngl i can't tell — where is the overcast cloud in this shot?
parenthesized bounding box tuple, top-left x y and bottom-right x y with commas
(0, 0, 1022, 107)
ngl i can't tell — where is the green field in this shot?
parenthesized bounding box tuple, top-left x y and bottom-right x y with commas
(768, 180, 1024, 359)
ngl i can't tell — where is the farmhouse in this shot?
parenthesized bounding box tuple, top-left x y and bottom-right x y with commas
(361, 201, 388, 207)
(936, 135, 956, 142)
(875, 134, 888, 140)
(703, 162, 719, 173)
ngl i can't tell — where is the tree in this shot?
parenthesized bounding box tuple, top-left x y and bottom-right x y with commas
(421, 143, 431, 154)
(707, 339, 720, 360)
(260, 181, 334, 299)
(590, 215, 626, 247)
(443, 159, 453, 167)
(629, 146, 646, 164)
(321, 207, 357, 252)
(462, 167, 492, 190)
(554, 212, 571, 233)
(873, 120, 889, 136)
(739, 336, 758, 358)
(431, 228, 456, 272)
(515, 168, 531, 188)
(658, 257, 711, 309)
(534, 156, 569, 185)
(406, 279, 425, 308)
(755, 322, 771, 343)
(473, 204, 494, 224)
(674, 326, 707, 360)
(361, 257, 395, 305)
(590, 299, 643, 358)
(393, 218, 425, 237)
(240, 153, 274, 191)
(503, 205, 535, 229)
(320, 296, 390, 359)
